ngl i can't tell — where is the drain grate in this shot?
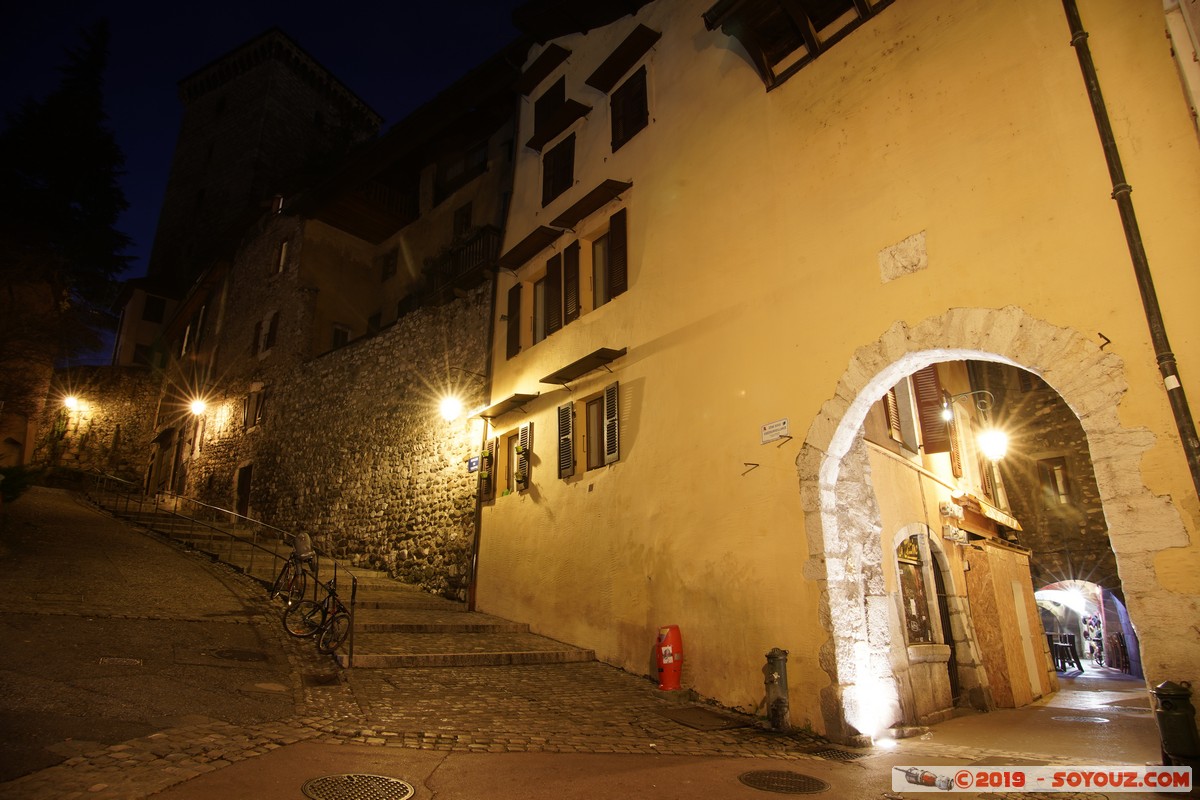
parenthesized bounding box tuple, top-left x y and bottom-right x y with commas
(804, 746, 868, 761)
(738, 770, 831, 794)
(301, 774, 414, 800)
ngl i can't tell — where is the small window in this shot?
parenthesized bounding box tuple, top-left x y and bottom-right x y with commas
(367, 312, 382, 335)
(275, 240, 289, 274)
(331, 325, 351, 350)
(534, 77, 566, 135)
(584, 382, 620, 470)
(376, 248, 398, 282)
(611, 66, 648, 151)
(263, 312, 280, 351)
(542, 134, 575, 206)
(592, 234, 611, 309)
(243, 389, 267, 430)
(1038, 457, 1071, 506)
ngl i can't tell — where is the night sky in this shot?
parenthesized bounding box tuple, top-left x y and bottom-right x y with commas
(1, 1, 526, 287)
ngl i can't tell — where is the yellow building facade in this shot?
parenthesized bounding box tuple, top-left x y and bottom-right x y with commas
(477, 0, 1200, 742)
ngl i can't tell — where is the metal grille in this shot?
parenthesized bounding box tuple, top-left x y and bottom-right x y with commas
(738, 770, 831, 794)
(301, 774, 414, 800)
(805, 746, 868, 761)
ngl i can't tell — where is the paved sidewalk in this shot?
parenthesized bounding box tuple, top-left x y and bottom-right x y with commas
(0, 488, 1183, 800)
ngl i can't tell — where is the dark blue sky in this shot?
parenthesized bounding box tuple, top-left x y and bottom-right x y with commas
(1, 2, 524, 284)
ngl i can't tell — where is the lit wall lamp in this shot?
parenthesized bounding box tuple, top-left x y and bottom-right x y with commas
(190, 398, 208, 416)
(63, 395, 81, 411)
(942, 389, 1008, 461)
(440, 367, 486, 422)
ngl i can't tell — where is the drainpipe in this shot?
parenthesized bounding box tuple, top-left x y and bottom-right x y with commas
(1062, 0, 1200, 501)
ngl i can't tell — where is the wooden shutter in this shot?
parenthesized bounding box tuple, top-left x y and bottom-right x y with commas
(563, 241, 580, 324)
(884, 387, 902, 442)
(545, 253, 563, 335)
(603, 381, 620, 465)
(912, 365, 951, 454)
(517, 422, 533, 489)
(608, 208, 628, 298)
(949, 415, 963, 477)
(506, 283, 522, 359)
(557, 402, 575, 479)
(480, 438, 496, 501)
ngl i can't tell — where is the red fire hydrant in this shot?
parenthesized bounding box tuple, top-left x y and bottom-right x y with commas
(656, 625, 683, 691)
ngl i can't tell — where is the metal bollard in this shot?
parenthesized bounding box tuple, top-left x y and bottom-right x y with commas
(763, 648, 790, 731)
(1152, 681, 1200, 766)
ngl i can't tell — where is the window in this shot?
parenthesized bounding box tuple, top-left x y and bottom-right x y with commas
(505, 432, 519, 493)
(367, 311, 382, 335)
(263, 312, 280, 351)
(611, 66, 648, 151)
(274, 240, 289, 275)
(558, 383, 621, 477)
(376, 247, 398, 282)
(436, 142, 488, 202)
(142, 296, 165, 323)
(592, 235, 611, 309)
(704, 0, 892, 88)
(534, 77, 566, 135)
(331, 325, 351, 350)
(542, 134, 575, 206)
(504, 423, 533, 493)
(480, 438, 497, 501)
(1038, 457, 1071, 506)
(243, 388, 267, 430)
(506, 284, 522, 359)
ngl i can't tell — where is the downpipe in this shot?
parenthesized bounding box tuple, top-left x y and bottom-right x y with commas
(1062, 0, 1200, 501)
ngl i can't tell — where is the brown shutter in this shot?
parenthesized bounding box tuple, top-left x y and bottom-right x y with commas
(545, 253, 562, 335)
(563, 241, 580, 324)
(912, 365, 951, 454)
(506, 283, 522, 359)
(557, 402, 575, 479)
(603, 381, 620, 465)
(949, 415, 963, 477)
(480, 438, 496, 500)
(608, 208, 628, 298)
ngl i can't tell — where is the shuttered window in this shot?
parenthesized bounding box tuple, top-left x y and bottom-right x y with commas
(517, 422, 533, 490)
(603, 381, 620, 464)
(506, 284, 522, 359)
(545, 253, 563, 336)
(557, 403, 575, 479)
(611, 66, 648, 151)
(884, 387, 902, 442)
(542, 134, 575, 207)
(563, 241, 580, 323)
(608, 208, 628, 299)
(480, 438, 497, 501)
(912, 365, 950, 454)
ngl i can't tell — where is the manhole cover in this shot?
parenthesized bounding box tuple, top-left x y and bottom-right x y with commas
(738, 770, 831, 794)
(1051, 715, 1110, 723)
(212, 648, 269, 662)
(301, 774, 413, 800)
(804, 746, 868, 761)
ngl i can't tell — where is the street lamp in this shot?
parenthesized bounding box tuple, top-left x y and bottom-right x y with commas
(942, 389, 1008, 460)
(190, 398, 207, 416)
(439, 395, 464, 422)
(63, 395, 80, 411)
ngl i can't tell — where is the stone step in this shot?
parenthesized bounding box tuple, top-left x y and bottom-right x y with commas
(339, 630, 595, 668)
(351, 607, 527, 634)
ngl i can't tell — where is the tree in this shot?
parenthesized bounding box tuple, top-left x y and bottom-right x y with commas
(0, 20, 129, 462)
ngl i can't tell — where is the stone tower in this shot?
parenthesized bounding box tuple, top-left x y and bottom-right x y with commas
(146, 28, 382, 294)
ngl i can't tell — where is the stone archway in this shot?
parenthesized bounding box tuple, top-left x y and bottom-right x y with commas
(798, 306, 1192, 742)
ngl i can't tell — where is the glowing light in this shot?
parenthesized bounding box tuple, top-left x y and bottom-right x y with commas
(977, 428, 1008, 461)
(190, 399, 208, 415)
(439, 396, 464, 422)
(64, 395, 79, 410)
(940, 403, 954, 422)
(874, 735, 899, 750)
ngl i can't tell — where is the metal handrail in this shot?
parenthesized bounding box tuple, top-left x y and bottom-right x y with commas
(82, 471, 358, 666)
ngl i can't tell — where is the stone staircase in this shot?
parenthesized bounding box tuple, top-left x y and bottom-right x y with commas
(92, 498, 595, 670)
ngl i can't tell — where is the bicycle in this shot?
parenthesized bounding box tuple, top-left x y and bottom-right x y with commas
(269, 531, 314, 606)
(282, 577, 351, 655)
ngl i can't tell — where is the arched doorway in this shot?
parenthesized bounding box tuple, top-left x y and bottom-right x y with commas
(797, 307, 1192, 743)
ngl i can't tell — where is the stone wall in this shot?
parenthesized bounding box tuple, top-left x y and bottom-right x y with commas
(246, 285, 490, 599)
(33, 366, 163, 481)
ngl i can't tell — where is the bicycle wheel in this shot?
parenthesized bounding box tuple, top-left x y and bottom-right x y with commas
(316, 613, 350, 654)
(283, 566, 307, 606)
(283, 599, 325, 637)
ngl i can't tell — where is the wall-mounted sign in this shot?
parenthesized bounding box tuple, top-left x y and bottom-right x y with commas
(760, 418, 789, 445)
(468, 456, 480, 473)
